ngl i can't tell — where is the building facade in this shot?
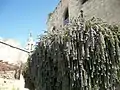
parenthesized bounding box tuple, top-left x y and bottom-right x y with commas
(47, 0, 120, 32)
(46, 0, 120, 89)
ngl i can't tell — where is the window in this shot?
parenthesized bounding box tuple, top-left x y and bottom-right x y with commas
(63, 7, 69, 25)
(53, 26, 55, 31)
(82, 0, 88, 4)
(52, 26, 56, 32)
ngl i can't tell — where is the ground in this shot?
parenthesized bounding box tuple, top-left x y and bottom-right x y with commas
(0, 75, 29, 90)
(0, 61, 29, 90)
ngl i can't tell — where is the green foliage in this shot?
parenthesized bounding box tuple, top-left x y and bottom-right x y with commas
(23, 16, 120, 90)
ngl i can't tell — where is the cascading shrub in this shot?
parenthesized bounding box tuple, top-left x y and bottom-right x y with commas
(23, 15, 120, 90)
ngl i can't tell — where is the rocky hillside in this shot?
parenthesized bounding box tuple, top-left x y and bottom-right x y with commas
(0, 61, 29, 90)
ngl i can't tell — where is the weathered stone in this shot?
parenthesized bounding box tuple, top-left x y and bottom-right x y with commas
(47, 0, 120, 32)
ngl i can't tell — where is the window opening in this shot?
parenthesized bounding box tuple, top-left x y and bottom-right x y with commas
(64, 8, 69, 25)
(82, 0, 88, 4)
(51, 26, 56, 33)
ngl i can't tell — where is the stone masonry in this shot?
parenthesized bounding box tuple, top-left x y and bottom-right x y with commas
(47, 0, 120, 89)
(47, 0, 120, 32)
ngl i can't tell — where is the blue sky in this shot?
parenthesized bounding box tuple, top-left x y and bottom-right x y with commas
(0, 0, 59, 47)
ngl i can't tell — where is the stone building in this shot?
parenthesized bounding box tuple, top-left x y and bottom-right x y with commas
(47, 0, 120, 32)
(46, 0, 120, 89)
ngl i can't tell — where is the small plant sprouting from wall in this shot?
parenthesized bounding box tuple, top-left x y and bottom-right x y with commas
(23, 13, 120, 90)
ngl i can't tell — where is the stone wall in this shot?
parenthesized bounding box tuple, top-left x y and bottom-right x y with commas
(81, 0, 120, 24)
(47, 0, 81, 32)
(47, 0, 120, 32)
(46, 0, 120, 90)
(47, 0, 69, 32)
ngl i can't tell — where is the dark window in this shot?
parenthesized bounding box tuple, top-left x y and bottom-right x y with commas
(52, 26, 56, 32)
(64, 8, 69, 25)
(82, 0, 88, 4)
(53, 26, 55, 30)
